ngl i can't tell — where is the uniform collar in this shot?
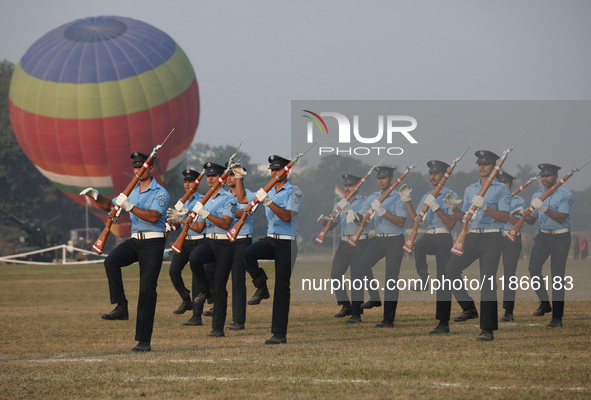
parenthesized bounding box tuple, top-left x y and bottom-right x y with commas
(276, 180, 292, 192)
(139, 177, 159, 192)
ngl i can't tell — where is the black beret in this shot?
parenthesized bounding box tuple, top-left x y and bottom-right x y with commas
(130, 152, 153, 168)
(268, 155, 290, 170)
(496, 170, 515, 183)
(475, 150, 500, 165)
(342, 173, 362, 186)
(182, 168, 200, 181)
(203, 162, 225, 176)
(538, 163, 561, 177)
(427, 160, 450, 174)
(375, 166, 395, 179)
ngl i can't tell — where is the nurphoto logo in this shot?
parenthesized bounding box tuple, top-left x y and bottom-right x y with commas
(302, 110, 418, 156)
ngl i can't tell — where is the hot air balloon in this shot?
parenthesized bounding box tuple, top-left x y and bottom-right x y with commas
(9, 16, 199, 237)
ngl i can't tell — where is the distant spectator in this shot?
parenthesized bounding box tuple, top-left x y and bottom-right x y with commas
(580, 236, 588, 260)
(573, 235, 580, 259)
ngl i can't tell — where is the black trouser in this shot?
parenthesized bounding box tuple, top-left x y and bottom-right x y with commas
(230, 237, 255, 325)
(243, 237, 297, 337)
(189, 238, 235, 331)
(437, 232, 501, 331)
(169, 238, 201, 301)
(528, 231, 570, 319)
(351, 235, 405, 323)
(414, 233, 453, 313)
(104, 237, 165, 343)
(330, 238, 369, 305)
(501, 235, 522, 312)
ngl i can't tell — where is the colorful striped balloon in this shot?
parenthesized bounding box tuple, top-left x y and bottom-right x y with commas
(9, 16, 199, 236)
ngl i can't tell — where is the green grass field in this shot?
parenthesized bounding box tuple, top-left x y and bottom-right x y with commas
(1, 258, 590, 399)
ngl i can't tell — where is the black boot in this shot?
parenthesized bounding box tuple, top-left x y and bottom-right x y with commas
(248, 282, 270, 305)
(101, 302, 128, 320)
(173, 298, 193, 314)
(334, 303, 352, 318)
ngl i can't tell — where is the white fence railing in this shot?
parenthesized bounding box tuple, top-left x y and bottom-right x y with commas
(0, 244, 107, 265)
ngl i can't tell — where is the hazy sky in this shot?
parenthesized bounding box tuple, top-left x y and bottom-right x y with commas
(2, 1, 590, 189)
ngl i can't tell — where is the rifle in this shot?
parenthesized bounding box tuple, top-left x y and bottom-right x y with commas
(226, 142, 318, 242)
(450, 132, 524, 256)
(511, 176, 537, 197)
(92, 128, 175, 255)
(171, 143, 245, 254)
(347, 153, 426, 247)
(402, 145, 471, 254)
(315, 155, 388, 245)
(505, 159, 590, 242)
(173, 155, 220, 212)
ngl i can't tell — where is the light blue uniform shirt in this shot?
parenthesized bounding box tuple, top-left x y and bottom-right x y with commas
(502, 195, 527, 231)
(331, 194, 369, 236)
(265, 181, 304, 236)
(184, 192, 203, 236)
(531, 186, 573, 229)
(360, 190, 407, 235)
(417, 187, 459, 230)
(462, 179, 511, 229)
(233, 189, 256, 236)
(196, 188, 236, 235)
(113, 178, 169, 233)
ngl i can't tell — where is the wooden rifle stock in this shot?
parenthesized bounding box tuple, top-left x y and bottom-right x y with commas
(347, 154, 425, 247)
(505, 163, 588, 241)
(402, 146, 470, 253)
(226, 159, 294, 242)
(314, 158, 385, 245)
(450, 162, 506, 256)
(171, 173, 229, 254)
(226, 143, 317, 242)
(451, 132, 524, 256)
(92, 128, 175, 254)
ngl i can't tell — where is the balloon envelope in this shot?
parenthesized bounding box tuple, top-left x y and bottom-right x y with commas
(9, 16, 199, 235)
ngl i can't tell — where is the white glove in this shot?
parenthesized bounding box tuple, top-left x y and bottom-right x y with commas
(167, 208, 187, 223)
(371, 199, 386, 216)
(165, 222, 177, 233)
(531, 198, 548, 213)
(115, 193, 134, 212)
(192, 202, 210, 219)
(256, 188, 272, 206)
(230, 163, 247, 178)
(399, 183, 412, 202)
(424, 194, 440, 212)
(510, 207, 525, 217)
(317, 214, 330, 226)
(472, 195, 487, 211)
(346, 210, 361, 224)
(443, 192, 462, 210)
(79, 187, 98, 201)
(337, 198, 350, 213)
(174, 200, 187, 212)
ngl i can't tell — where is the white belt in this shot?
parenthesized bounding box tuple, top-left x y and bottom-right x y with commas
(342, 234, 368, 241)
(502, 230, 520, 237)
(186, 235, 205, 240)
(131, 232, 165, 240)
(425, 228, 450, 234)
(206, 233, 230, 240)
(267, 234, 297, 240)
(468, 229, 501, 234)
(376, 233, 402, 237)
(540, 228, 570, 235)
(235, 235, 252, 240)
